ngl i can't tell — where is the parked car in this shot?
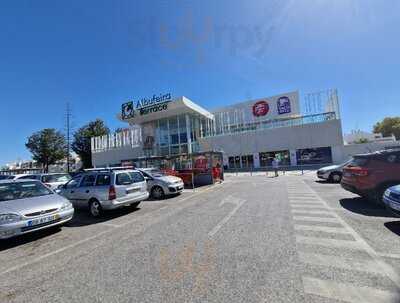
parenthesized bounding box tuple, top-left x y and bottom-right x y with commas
(341, 149, 400, 204)
(0, 180, 74, 240)
(383, 185, 400, 217)
(138, 168, 184, 199)
(317, 159, 352, 182)
(12, 173, 71, 190)
(58, 168, 149, 217)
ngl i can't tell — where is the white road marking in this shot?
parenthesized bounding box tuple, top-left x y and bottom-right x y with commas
(290, 201, 325, 205)
(301, 181, 400, 288)
(291, 210, 334, 216)
(0, 184, 222, 277)
(208, 196, 246, 237)
(293, 216, 340, 223)
(290, 204, 329, 209)
(296, 236, 364, 250)
(298, 252, 383, 274)
(100, 222, 121, 228)
(302, 277, 399, 303)
(377, 252, 400, 260)
(294, 224, 350, 234)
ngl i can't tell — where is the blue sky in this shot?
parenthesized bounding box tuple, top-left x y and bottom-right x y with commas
(0, 0, 399, 165)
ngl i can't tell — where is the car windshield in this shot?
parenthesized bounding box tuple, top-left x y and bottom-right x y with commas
(42, 174, 71, 183)
(147, 170, 166, 177)
(0, 181, 53, 202)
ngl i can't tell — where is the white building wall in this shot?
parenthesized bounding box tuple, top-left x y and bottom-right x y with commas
(198, 119, 344, 163)
(92, 145, 143, 167)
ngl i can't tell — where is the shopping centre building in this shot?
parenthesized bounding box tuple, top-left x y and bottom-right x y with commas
(91, 89, 370, 170)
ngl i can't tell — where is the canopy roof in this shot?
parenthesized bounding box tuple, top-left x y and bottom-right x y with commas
(118, 96, 214, 125)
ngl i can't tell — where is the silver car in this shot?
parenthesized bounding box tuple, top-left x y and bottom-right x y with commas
(0, 180, 74, 240)
(59, 168, 149, 217)
(13, 173, 72, 190)
(138, 168, 184, 199)
(317, 159, 352, 183)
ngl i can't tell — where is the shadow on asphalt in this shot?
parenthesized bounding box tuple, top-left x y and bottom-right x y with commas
(339, 197, 396, 218)
(66, 205, 141, 227)
(315, 180, 340, 184)
(0, 226, 62, 251)
(384, 221, 400, 236)
(145, 192, 181, 202)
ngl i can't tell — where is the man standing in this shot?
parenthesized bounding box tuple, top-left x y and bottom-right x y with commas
(272, 157, 279, 177)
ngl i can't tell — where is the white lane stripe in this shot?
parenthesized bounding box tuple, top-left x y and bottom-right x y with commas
(299, 252, 383, 274)
(377, 253, 400, 260)
(290, 201, 325, 205)
(296, 236, 364, 250)
(302, 277, 399, 303)
(0, 184, 222, 277)
(293, 216, 340, 223)
(291, 210, 334, 216)
(302, 181, 400, 288)
(208, 199, 246, 237)
(294, 224, 350, 234)
(291, 204, 329, 209)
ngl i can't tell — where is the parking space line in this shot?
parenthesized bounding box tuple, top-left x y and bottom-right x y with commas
(298, 252, 383, 274)
(293, 216, 341, 223)
(296, 236, 364, 250)
(302, 181, 400, 288)
(294, 224, 350, 234)
(291, 210, 334, 216)
(302, 277, 398, 303)
(208, 198, 246, 238)
(0, 183, 222, 277)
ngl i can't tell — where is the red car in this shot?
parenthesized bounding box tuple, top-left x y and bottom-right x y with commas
(341, 150, 400, 204)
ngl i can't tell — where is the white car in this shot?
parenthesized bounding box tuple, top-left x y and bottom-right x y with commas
(138, 168, 184, 199)
(12, 173, 72, 190)
(316, 159, 352, 183)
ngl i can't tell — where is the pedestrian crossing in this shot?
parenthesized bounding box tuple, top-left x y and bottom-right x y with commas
(287, 181, 400, 303)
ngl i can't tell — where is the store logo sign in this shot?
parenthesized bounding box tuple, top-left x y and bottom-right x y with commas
(121, 101, 135, 120)
(252, 100, 269, 117)
(277, 96, 291, 115)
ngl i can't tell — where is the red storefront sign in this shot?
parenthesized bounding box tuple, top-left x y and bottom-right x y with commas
(252, 101, 269, 117)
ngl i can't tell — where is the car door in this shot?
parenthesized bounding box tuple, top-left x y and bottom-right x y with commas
(114, 171, 144, 202)
(74, 174, 96, 205)
(61, 175, 82, 203)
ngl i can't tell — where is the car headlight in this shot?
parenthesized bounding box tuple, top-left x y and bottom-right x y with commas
(0, 214, 21, 225)
(60, 201, 73, 210)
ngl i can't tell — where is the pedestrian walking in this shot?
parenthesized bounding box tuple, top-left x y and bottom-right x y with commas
(272, 157, 279, 177)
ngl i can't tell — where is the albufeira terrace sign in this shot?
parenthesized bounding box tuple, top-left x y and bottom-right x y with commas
(121, 93, 172, 120)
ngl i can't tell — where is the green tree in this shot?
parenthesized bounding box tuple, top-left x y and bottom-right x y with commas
(26, 129, 67, 173)
(373, 117, 400, 140)
(72, 119, 110, 169)
(354, 138, 369, 144)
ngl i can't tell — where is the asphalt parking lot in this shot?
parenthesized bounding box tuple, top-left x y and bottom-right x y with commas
(1, 172, 400, 303)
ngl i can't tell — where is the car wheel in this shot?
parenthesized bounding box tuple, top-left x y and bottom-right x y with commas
(330, 172, 342, 183)
(89, 200, 102, 217)
(151, 186, 165, 199)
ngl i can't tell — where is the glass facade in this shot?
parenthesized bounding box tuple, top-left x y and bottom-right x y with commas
(139, 114, 212, 158)
(259, 150, 290, 167)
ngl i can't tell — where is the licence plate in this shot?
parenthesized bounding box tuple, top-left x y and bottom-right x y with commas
(27, 215, 59, 227)
(343, 172, 352, 177)
(390, 201, 400, 211)
(177, 186, 183, 190)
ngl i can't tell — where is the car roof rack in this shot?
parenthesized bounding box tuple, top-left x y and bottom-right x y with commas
(83, 166, 135, 172)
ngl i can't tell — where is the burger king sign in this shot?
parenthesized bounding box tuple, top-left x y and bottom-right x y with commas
(252, 100, 269, 117)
